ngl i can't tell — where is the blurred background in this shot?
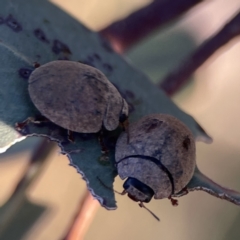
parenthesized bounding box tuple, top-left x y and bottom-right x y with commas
(1, 0, 240, 239)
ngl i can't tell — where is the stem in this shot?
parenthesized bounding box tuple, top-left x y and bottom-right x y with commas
(159, 10, 240, 95)
(63, 190, 99, 240)
(100, 0, 204, 53)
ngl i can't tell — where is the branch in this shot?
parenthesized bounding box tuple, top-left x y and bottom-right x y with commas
(63, 190, 99, 240)
(159, 10, 240, 95)
(100, 0, 204, 53)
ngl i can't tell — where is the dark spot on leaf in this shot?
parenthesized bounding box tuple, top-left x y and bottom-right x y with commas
(128, 102, 135, 113)
(103, 63, 113, 72)
(52, 39, 71, 54)
(5, 15, 22, 32)
(112, 84, 128, 99)
(0, 17, 4, 24)
(183, 136, 191, 150)
(43, 18, 50, 24)
(101, 38, 113, 52)
(33, 28, 49, 43)
(87, 55, 94, 62)
(93, 53, 101, 61)
(34, 62, 40, 68)
(18, 68, 33, 79)
(125, 90, 135, 100)
(58, 56, 69, 60)
(83, 60, 95, 67)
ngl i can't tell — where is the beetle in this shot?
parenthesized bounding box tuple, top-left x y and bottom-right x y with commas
(115, 114, 196, 208)
(20, 60, 128, 133)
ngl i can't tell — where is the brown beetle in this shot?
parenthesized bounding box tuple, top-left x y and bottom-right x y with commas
(27, 60, 128, 133)
(115, 114, 196, 206)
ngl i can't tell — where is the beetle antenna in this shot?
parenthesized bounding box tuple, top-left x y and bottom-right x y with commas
(139, 202, 160, 221)
(97, 176, 125, 195)
(97, 177, 160, 221)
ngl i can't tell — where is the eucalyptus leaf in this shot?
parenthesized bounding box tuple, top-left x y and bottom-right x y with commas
(0, 0, 213, 209)
(174, 166, 240, 206)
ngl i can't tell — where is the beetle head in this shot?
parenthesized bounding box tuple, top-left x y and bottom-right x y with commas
(123, 177, 154, 203)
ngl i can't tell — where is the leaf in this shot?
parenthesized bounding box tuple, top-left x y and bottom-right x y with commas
(174, 166, 240, 206)
(0, 0, 212, 209)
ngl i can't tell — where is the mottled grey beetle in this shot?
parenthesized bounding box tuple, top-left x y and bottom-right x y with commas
(27, 60, 128, 133)
(115, 114, 196, 207)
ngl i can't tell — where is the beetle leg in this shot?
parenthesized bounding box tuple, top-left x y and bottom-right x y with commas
(139, 202, 160, 221)
(97, 176, 124, 195)
(15, 117, 34, 130)
(67, 130, 75, 143)
(15, 116, 49, 131)
(168, 196, 179, 206)
(120, 118, 130, 143)
(98, 130, 110, 165)
(120, 189, 127, 195)
(180, 187, 189, 195)
(121, 118, 129, 131)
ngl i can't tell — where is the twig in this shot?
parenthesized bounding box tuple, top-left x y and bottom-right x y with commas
(63, 190, 99, 240)
(100, 0, 204, 53)
(0, 138, 56, 236)
(159, 10, 240, 95)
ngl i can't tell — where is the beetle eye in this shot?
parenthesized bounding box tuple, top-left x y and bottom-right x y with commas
(119, 113, 128, 123)
(123, 177, 154, 203)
